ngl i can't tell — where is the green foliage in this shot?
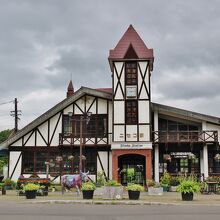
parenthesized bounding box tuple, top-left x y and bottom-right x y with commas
(0, 182, 5, 188)
(160, 172, 170, 186)
(105, 180, 121, 187)
(24, 183, 40, 191)
(127, 168, 135, 184)
(0, 157, 7, 174)
(170, 176, 180, 186)
(206, 176, 220, 183)
(176, 180, 200, 194)
(0, 129, 12, 143)
(126, 184, 144, 192)
(96, 171, 106, 186)
(3, 178, 13, 185)
(81, 182, 96, 191)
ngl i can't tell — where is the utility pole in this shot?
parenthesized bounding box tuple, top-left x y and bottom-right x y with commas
(10, 98, 22, 133)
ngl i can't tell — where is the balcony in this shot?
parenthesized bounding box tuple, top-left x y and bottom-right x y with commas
(59, 133, 110, 146)
(153, 130, 218, 144)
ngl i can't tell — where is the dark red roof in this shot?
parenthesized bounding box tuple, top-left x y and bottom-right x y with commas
(96, 88, 112, 94)
(109, 25, 153, 60)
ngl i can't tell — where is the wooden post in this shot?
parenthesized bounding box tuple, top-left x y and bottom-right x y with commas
(79, 116, 83, 173)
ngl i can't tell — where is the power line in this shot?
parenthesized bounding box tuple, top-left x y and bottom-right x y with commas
(0, 100, 13, 106)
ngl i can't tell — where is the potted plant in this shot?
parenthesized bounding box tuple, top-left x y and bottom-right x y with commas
(102, 180, 124, 200)
(169, 176, 180, 192)
(160, 172, 170, 192)
(23, 183, 40, 199)
(0, 182, 6, 195)
(3, 178, 13, 190)
(126, 184, 144, 200)
(81, 181, 96, 199)
(147, 179, 163, 195)
(176, 179, 200, 201)
(163, 154, 171, 162)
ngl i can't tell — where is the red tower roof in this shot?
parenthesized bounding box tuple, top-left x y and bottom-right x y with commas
(109, 25, 154, 60)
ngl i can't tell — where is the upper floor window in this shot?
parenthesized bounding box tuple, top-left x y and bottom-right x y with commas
(126, 101, 138, 124)
(63, 114, 108, 138)
(125, 62, 137, 85)
(63, 115, 72, 134)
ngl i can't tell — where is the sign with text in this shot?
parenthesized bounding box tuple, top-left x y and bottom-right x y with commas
(111, 142, 152, 150)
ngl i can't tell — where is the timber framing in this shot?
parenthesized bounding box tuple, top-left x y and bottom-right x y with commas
(2, 87, 112, 148)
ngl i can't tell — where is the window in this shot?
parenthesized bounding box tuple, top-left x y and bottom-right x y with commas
(63, 115, 72, 134)
(125, 62, 137, 85)
(85, 150, 97, 174)
(72, 114, 108, 138)
(36, 152, 47, 173)
(23, 151, 34, 173)
(126, 101, 138, 124)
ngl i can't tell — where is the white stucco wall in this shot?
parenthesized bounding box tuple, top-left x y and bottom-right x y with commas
(9, 151, 22, 181)
(206, 122, 220, 142)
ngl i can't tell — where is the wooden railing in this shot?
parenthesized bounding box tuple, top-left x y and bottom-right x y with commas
(59, 133, 111, 146)
(153, 130, 218, 143)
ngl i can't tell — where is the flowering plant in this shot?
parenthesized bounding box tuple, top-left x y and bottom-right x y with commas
(214, 153, 220, 161)
(163, 154, 171, 162)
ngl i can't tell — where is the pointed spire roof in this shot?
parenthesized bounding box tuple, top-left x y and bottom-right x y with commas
(67, 80, 74, 97)
(109, 25, 154, 60)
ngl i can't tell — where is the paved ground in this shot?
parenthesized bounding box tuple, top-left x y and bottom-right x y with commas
(0, 190, 220, 206)
(1, 202, 220, 220)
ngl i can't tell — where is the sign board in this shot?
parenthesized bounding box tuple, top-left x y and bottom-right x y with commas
(111, 142, 152, 150)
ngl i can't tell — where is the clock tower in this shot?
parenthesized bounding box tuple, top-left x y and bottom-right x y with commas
(108, 25, 154, 182)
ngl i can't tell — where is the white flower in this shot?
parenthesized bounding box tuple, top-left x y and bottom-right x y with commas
(115, 194, 121, 199)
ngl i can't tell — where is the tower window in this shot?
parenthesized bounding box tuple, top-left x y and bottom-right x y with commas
(126, 101, 138, 124)
(125, 62, 137, 85)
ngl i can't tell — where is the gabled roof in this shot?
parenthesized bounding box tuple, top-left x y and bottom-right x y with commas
(109, 25, 154, 60)
(2, 87, 112, 148)
(152, 102, 220, 125)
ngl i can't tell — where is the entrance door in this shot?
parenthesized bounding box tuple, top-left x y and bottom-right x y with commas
(118, 154, 145, 185)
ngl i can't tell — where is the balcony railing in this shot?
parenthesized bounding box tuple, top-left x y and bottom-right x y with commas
(59, 133, 111, 146)
(153, 130, 218, 143)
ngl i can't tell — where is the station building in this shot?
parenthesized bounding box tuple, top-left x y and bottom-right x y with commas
(3, 25, 220, 184)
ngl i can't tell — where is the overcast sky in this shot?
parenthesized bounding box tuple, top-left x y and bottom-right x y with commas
(0, 0, 220, 131)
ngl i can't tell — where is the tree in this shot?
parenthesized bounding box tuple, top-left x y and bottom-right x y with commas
(0, 129, 12, 143)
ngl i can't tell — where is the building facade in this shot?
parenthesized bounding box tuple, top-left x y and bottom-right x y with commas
(3, 25, 220, 184)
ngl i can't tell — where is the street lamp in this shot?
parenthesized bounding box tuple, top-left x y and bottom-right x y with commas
(68, 111, 92, 173)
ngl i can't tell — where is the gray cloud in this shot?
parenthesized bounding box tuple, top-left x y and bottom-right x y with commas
(1, 0, 220, 130)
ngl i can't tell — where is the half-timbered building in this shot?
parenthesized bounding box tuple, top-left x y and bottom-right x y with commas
(2, 25, 220, 184)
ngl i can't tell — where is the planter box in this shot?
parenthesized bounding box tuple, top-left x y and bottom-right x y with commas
(25, 190, 37, 199)
(102, 186, 124, 200)
(170, 186, 177, 192)
(128, 190, 140, 200)
(82, 190, 94, 199)
(181, 192, 193, 201)
(148, 187, 163, 195)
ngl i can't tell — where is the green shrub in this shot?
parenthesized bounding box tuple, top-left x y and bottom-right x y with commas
(97, 171, 106, 186)
(176, 180, 200, 194)
(81, 182, 96, 191)
(105, 180, 121, 186)
(160, 172, 170, 187)
(24, 183, 40, 191)
(126, 184, 144, 192)
(170, 176, 180, 186)
(127, 168, 135, 184)
(3, 178, 13, 185)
